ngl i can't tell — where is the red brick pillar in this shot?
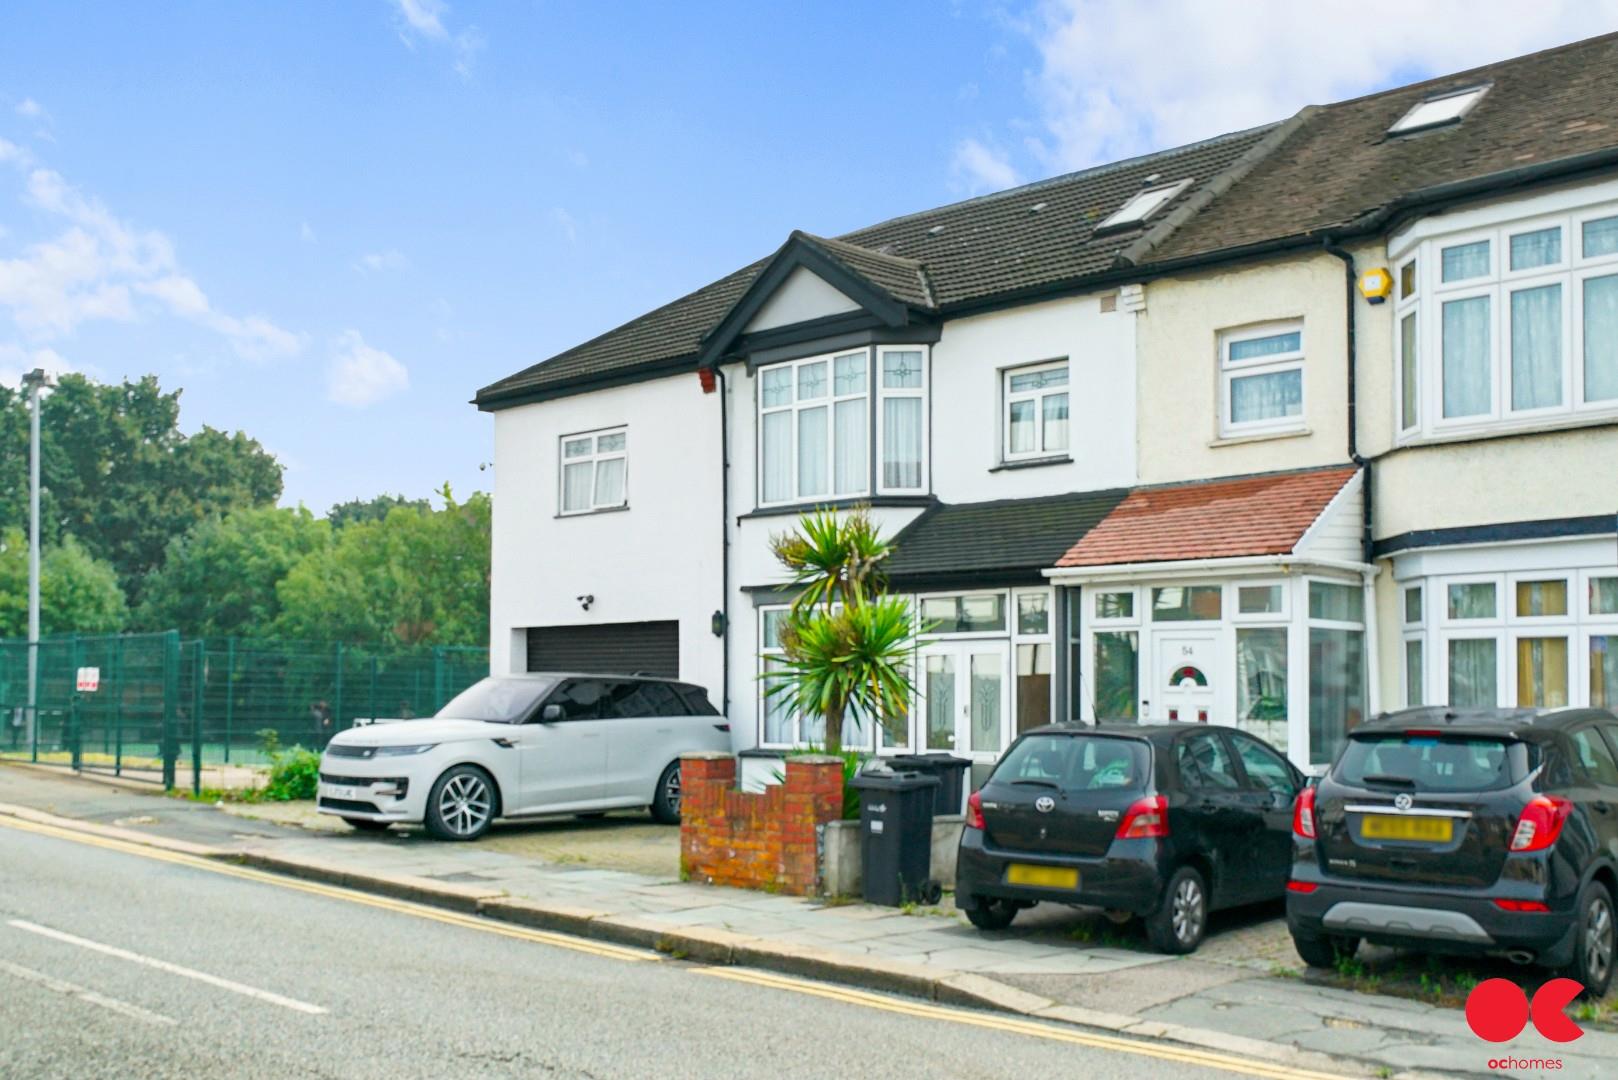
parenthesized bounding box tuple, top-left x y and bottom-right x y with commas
(679, 752, 735, 881)
(780, 754, 844, 895)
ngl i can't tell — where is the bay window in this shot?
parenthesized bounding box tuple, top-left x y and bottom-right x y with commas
(1392, 193, 1618, 440)
(758, 346, 927, 507)
(1308, 580, 1366, 766)
(1219, 322, 1305, 436)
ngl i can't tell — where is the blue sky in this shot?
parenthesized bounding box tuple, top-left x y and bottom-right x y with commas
(3, 1, 1615, 512)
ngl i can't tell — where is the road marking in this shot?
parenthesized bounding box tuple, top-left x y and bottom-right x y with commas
(0, 814, 652, 963)
(8, 919, 328, 1015)
(695, 968, 1355, 1080)
(0, 958, 177, 1027)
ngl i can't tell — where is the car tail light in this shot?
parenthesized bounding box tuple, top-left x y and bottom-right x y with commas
(1286, 881, 1318, 894)
(1116, 794, 1169, 839)
(1293, 786, 1317, 839)
(966, 790, 985, 831)
(1510, 795, 1572, 852)
(1494, 899, 1551, 913)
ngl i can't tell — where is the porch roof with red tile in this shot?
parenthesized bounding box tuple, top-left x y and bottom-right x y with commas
(1054, 466, 1359, 569)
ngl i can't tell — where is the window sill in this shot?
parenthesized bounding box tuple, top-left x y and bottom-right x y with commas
(1394, 412, 1618, 449)
(989, 455, 1073, 473)
(1208, 427, 1312, 448)
(739, 494, 937, 521)
(554, 505, 630, 520)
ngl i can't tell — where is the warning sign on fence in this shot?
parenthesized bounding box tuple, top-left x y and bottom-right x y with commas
(75, 667, 100, 693)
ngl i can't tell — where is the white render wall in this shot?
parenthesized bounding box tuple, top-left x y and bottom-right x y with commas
(487, 371, 725, 704)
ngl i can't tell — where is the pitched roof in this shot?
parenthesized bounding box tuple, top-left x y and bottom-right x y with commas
(1055, 467, 1359, 569)
(474, 126, 1274, 407)
(1154, 33, 1618, 261)
(884, 488, 1129, 586)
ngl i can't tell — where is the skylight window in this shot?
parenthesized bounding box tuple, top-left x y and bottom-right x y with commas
(1388, 85, 1489, 134)
(1096, 178, 1192, 231)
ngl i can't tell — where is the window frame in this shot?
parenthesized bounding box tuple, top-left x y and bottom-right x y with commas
(1001, 358, 1071, 462)
(1091, 587, 1140, 627)
(757, 349, 872, 508)
(1217, 320, 1307, 437)
(1388, 85, 1489, 135)
(1097, 178, 1192, 231)
(1231, 580, 1289, 622)
(875, 346, 929, 496)
(557, 425, 629, 516)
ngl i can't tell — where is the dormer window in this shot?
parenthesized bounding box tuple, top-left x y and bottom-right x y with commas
(1388, 85, 1488, 135)
(1096, 179, 1192, 231)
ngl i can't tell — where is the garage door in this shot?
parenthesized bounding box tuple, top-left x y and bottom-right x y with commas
(525, 620, 680, 678)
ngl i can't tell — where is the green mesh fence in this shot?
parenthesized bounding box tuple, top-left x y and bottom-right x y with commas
(0, 632, 488, 789)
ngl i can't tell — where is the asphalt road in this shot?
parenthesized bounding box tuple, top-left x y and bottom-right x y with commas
(0, 819, 1291, 1080)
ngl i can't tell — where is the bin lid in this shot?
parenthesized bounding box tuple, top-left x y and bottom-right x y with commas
(886, 753, 972, 767)
(849, 770, 940, 792)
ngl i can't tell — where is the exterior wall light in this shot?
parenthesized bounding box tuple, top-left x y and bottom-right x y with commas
(710, 610, 727, 637)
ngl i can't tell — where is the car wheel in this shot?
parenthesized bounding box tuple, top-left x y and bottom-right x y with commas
(425, 765, 497, 841)
(1146, 866, 1209, 954)
(964, 897, 1019, 931)
(649, 761, 682, 825)
(1563, 879, 1615, 998)
(1292, 932, 1360, 969)
(341, 817, 391, 833)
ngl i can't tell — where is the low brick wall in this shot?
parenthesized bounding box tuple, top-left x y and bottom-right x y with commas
(680, 752, 843, 896)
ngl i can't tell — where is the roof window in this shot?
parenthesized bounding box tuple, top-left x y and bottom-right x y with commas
(1096, 178, 1192, 231)
(1388, 85, 1488, 135)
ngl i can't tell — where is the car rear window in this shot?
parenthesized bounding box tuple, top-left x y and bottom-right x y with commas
(1334, 734, 1534, 792)
(994, 734, 1149, 793)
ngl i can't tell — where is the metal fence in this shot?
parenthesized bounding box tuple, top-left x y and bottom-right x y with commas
(0, 631, 488, 791)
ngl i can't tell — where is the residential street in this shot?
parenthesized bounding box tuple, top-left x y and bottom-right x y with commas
(0, 807, 1257, 1080)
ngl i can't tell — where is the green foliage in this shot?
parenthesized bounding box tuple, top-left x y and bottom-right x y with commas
(327, 494, 432, 531)
(274, 485, 490, 645)
(134, 507, 330, 638)
(0, 529, 128, 637)
(261, 744, 321, 801)
(769, 507, 889, 613)
(0, 375, 281, 604)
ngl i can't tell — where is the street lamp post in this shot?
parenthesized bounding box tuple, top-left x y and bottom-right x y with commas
(20, 367, 48, 752)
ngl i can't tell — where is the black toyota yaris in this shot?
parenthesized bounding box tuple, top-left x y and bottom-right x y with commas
(1288, 707, 1618, 996)
(956, 722, 1303, 954)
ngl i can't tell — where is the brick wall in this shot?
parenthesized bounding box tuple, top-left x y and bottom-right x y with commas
(679, 752, 843, 896)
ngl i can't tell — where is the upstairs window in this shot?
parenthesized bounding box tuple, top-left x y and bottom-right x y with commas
(1002, 360, 1070, 461)
(1388, 85, 1488, 135)
(559, 427, 627, 514)
(1218, 322, 1305, 436)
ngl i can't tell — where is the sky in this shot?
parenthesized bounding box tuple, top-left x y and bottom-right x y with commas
(3, 1, 1616, 513)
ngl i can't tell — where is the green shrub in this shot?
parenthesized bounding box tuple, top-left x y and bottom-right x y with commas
(261, 744, 320, 801)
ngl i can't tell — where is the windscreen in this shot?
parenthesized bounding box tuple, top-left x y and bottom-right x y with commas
(994, 734, 1149, 793)
(437, 677, 555, 723)
(1334, 734, 1532, 793)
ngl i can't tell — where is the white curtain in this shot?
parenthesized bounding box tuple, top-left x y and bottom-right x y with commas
(761, 411, 792, 502)
(797, 406, 828, 497)
(833, 399, 866, 495)
(1231, 369, 1301, 423)
(1510, 284, 1561, 410)
(1442, 240, 1490, 282)
(1043, 392, 1070, 451)
(1406, 639, 1424, 706)
(592, 457, 625, 507)
(1584, 216, 1618, 258)
(1586, 274, 1618, 403)
(1442, 296, 1491, 417)
(1447, 582, 1496, 619)
(1008, 399, 1035, 453)
(562, 462, 593, 512)
(1448, 638, 1497, 707)
(1401, 313, 1419, 428)
(1509, 227, 1560, 271)
(883, 397, 922, 489)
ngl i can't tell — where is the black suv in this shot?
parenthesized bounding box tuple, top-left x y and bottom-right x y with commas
(1288, 707, 1618, 996)
(956, 722, 1303, 954)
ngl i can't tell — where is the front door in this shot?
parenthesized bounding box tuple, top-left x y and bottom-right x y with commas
(1154, 631, 1218, 724)
(920, 641, 1012, 763)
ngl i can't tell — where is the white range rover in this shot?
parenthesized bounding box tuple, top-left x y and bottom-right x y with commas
(316, 673, 732, 840)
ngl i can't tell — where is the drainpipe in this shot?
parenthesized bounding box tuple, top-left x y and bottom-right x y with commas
(715, 364, 732, 720)
(1323, 239, 1373, 565)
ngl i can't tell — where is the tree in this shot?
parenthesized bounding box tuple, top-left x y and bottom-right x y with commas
(0, 374, 282, 604)
(764, 508, 918, 757)
(0, 529, 127, 638)
(274, 486, 490, 646)
(327, 493, 432, 531)
(133, 507, 331, 639)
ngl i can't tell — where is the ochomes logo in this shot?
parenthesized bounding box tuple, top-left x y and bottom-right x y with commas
(1465, 977, 1584, 1072)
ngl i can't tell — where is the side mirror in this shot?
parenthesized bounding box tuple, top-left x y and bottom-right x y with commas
(539, 704, 564, 723)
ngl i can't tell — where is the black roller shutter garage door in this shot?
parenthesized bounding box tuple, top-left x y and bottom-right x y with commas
(526, 621, 680, 678)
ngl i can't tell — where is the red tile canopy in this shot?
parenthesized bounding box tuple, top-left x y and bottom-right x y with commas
(1055, 466, 1359, 568)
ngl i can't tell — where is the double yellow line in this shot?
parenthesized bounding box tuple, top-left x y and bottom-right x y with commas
(1, 813, 1355, 1080)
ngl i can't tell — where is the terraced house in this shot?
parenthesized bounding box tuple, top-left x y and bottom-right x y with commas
(475, 34, 1618, 774)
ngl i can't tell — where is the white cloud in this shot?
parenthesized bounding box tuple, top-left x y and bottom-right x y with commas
(300, 220, 317, 244)
(326, 329, 409, 407)
(951, 137, 1021, 194)
(0, 343, 73, 389)
(390, 0, 448, 38)
(386, 0, 484, 80)
(550, 208, 578, 244)
(354, 248, 410, 273)
(0, 153, 301, 359)
(1009, 1, 1618, 171)
(15, 98, 44, 119)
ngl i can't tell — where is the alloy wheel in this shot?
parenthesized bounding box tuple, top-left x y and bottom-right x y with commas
(1172, 877, 1205, 944)
(437, 773, 492, 837)
(665, 767, 681, 815)
(1586, 893, 1614, 987)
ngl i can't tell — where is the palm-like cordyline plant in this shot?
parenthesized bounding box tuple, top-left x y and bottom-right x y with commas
(769, 507, 890, 613)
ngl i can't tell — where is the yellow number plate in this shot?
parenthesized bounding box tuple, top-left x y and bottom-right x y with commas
(1360, 814, 1453, 842)
(1005, 863, 1079, 889)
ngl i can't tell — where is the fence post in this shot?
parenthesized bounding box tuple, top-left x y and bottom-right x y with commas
(368, 655, 378, 722)
(223, 638, 235, 763)
(113, 635, 124, 778)
(333, 641, 345, 733)
(192, 640, 204, 796)
(162, 630, 179, 790)
(433, 646, 446, 712)
(68, 634, 82, 772)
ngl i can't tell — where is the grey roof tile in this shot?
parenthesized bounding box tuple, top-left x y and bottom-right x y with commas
(883, 489, 1130, 584)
